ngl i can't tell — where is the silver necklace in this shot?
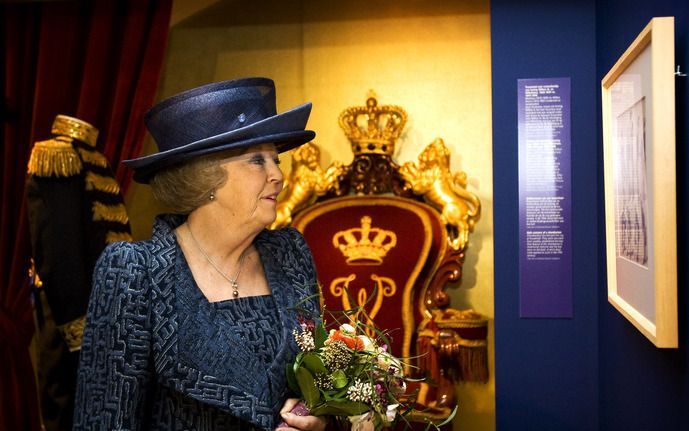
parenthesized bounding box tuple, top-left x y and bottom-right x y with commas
(186, 223, 248, 298)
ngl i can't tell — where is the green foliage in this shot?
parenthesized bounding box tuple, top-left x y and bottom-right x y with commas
(287, 287, 451, 431)
(331, 369, 348, 389)
(314, 323, 328, 348)
(302, 353, 328, 375)
(310, 400, 370, 416)
(295, 367, 321, 407)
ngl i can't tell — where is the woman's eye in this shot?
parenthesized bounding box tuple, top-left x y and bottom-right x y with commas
(248, 154, 279, 166)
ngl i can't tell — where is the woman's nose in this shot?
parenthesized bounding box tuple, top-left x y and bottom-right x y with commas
(268, 159, 284, 184)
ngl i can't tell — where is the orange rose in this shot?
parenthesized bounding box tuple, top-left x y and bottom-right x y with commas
(330, 330, 365, 350)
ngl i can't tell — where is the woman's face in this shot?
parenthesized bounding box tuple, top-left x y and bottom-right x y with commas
(213, 143, 284, 229)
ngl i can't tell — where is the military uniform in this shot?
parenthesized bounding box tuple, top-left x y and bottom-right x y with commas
(26, 115, 132, 431)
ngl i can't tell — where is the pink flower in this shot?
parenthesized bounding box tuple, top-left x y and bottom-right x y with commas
(297, 315, 315, 332)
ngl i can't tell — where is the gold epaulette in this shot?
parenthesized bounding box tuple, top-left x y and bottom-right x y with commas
(52, 115, 98, 147)
(57, 315, 86, 352)
(27, 136, 83, 177)
(85, 171, 121, 194)
(92, 201, 129, 224)
(77, 147, 109, 168)
(105, 231, 133, 243)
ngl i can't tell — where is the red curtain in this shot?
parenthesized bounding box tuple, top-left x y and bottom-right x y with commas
(1, 1, 171, 428)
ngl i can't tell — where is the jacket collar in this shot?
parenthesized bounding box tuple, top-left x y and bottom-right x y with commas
(148, 214, 304, 429)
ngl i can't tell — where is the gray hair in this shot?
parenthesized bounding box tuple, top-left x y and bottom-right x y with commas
(149, 154, 227, 214)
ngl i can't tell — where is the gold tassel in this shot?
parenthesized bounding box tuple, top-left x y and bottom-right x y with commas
(457, 344, 489, 383)
(57, 316, 86, 352)
(77, 147, 109, 168)
(92, 202, 129, 224)
(418, 308, 490, 383)
(105, 231, 133, 243)
(85, 171, 121, 194)
(416, 331, 440, 381)
(27, 137, 82, 177)
(436, 333, 488, 382)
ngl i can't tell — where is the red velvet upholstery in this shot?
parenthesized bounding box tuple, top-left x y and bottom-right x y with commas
(293, 195, 471, 429)
(293, 196, 444, 367)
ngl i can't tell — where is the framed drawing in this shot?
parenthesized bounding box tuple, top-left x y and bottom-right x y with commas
(601, 17, 677, 347)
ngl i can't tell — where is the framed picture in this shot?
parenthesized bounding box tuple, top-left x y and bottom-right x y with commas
(601, 17, 677, 347)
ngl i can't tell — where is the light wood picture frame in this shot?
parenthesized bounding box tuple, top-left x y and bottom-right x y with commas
(601, 17, 677, 348)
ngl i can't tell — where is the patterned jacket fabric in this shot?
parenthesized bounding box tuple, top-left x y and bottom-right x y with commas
(73, 215, 320, 430)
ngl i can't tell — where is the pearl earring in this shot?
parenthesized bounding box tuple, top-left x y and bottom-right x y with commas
(209, 192, 215, 201)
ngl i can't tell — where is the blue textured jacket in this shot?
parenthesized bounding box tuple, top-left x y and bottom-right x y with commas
(73, 215, 320, 430)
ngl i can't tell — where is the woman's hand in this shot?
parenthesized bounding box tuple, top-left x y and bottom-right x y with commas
(276, 398, 327, 431)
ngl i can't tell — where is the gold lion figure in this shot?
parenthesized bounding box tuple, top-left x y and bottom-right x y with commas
(399, 138, 481, 250)
(270, 142, 342, 229)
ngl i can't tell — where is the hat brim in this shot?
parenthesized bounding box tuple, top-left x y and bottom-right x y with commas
(124, 102, 314, 183)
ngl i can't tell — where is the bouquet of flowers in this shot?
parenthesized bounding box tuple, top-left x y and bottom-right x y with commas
(284, 314, 408, 431)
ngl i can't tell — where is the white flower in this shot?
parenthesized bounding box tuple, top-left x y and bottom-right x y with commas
(357, 335, 376, 352)
(376, 350, 402, 373)
(292, 328, 315, 352)
(347, 378, 375, 404)
(390, 380, 406, 397)
(340, 323, 356, 335)
(385, 404, 399, 422)
(349, 412, 375, 431)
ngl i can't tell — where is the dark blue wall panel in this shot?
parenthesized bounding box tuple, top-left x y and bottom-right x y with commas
(596, 1, 689, 430)
(491, 1, 599, 430)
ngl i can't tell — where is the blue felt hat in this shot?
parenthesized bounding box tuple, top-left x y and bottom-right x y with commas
(124, 77, 315, 183)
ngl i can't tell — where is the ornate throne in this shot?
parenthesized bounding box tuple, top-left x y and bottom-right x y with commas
(271, 93, 488, 426)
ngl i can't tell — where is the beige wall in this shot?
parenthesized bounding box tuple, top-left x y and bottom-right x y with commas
(126, 1, 495, 429)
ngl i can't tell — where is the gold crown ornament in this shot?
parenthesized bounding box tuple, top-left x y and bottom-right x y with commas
(338, 91, 407, 157)
(332, 216, 397, 265)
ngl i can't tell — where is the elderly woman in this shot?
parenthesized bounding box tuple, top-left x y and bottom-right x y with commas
(73, 78, 326, 431)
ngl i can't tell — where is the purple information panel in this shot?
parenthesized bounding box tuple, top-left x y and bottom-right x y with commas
(518, 78, 572, 318)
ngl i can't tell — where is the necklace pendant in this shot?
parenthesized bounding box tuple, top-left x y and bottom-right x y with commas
(187, 224, 247, 301)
